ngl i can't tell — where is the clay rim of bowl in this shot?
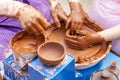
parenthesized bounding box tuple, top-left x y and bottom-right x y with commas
(37, 41, 66, 62)
(65, 29, 112, 67)
(10, 30, 25, 50)
(9, 30, 45, 54)
(90, 70, 119, 80)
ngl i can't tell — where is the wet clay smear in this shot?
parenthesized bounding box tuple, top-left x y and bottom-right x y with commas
(13, 37, 40, 53)
(11, 31, 45, 54)
(46, 26, 111, 64)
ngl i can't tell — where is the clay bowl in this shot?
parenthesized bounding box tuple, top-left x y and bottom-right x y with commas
(10, 30, 45, 54)
(10, 30, 45, 69)
(37, 42, 66, 66)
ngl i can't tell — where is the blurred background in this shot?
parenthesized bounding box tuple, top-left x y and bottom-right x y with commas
(58, 0, 93, 14)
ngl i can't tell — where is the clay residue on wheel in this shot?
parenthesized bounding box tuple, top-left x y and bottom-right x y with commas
(46, 26, 111, 64)
(65, 24, 110, 63)
(10, 31, 45, 54)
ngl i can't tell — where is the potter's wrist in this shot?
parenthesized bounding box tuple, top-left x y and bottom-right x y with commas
(92, 33, 105, 44)
(14, 2, 27, 18)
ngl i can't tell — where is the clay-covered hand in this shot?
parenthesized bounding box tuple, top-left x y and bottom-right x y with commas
(66, 0, 86, 33)
(0, 0, 50, 36)
(65, 30, 105, 50)
(50, 0, 68, 28)
(17, 4, 51, 35)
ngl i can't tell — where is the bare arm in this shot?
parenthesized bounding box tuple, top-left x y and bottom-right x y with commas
(98, 24, 120, 41)
(0, 0, 50, 35)
(0, 0, 25, 17)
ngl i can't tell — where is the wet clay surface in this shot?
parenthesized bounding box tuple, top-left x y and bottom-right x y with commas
(65, 28, 105, 50)
(11, 31, 45, 54)
(13, 37, 40, 53)
(65, 1, 106, 50)
(38, 42, 65, 60)
(37, 42, 65, 66)
(91, 70, 118, 80)
(46, 26, 110, 64)
(10, 31, 45, 69)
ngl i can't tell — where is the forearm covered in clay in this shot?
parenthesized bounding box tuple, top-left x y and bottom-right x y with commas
(0, 0, 25, 18)
(98, 24, 120, 41)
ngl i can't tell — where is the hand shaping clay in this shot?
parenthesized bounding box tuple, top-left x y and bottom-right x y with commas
(52, 1, 111, 67)
(46, 26, 111, 67)
(65, 29, 105, 50)
(65, 1, 107, 50)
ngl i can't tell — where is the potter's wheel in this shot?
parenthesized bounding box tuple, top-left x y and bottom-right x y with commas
(46, 26, 111, 69)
